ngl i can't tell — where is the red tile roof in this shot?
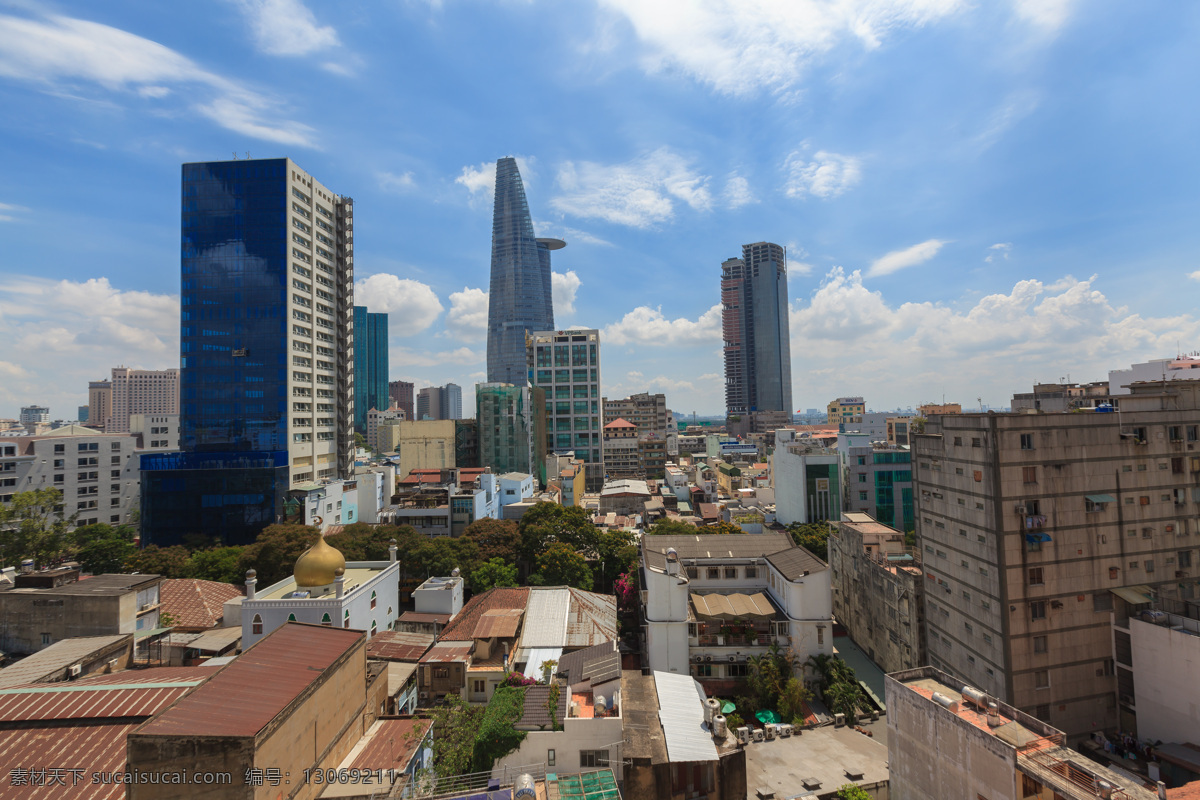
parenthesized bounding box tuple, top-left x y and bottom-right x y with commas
(351, 717, 432, 772)
(159, 578, 243, 630)
(398, 611, 450, 625)
(398, 468, 486, 486)
(134, 622, 363, 739)
(604, 418, 637, 429)
(366, 631, 435, 662)
(438, 587, 529, 641)
(0, 723, 137, 800)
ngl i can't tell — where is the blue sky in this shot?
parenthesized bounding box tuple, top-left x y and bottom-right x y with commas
(1, 0, 1199, 420)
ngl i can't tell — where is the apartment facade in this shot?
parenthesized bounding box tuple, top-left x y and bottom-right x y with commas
(603, 392, 671, 435)
(913, 382, 1200, 741)
(388, 380, 415, 419)
(602, 418, 640, 479)
(845, 443, 914, 531)
(88, 380, 111, 429)
(722, 242, 793, 420)
(106, 367, 180, 433)
(528, 328, 603, 489)
(827, 397, 865, 426)
(772, 429, 842, 525)
(352, 305, 388, 434)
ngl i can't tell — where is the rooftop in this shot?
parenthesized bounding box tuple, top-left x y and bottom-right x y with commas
(438, 587, 529, 641)
(418, 641, 474, 664)
(134, 623, 363, 739)
(159, 578, 243, 629)
(253, 566, 386, 601)
(557, 641, 619, 685)
(366, 631, 435, 662)
(0, 634, 131, 688)
(519, 684, 569, 729)
(642, 531, 794, 562)
(744, 722, 890, 798)
(350, 716, 432, 772)
(5, 573, 162, 596)
(0, 666, 214, 723)
(621, 671, 669, 765)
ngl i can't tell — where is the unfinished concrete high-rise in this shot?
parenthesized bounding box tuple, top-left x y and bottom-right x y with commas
(912, 381, 1200, 742)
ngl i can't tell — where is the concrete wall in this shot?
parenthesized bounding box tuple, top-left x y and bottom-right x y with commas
(0, 592, 127, 655)
(1129, 615, 1200, 744)
(643, 562, 690, 674)
(492, 716, 624, 777)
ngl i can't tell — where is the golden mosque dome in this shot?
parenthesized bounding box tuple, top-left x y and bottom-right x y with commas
(293, 535, 346, 588)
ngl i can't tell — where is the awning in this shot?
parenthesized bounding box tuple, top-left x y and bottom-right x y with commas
(690, 592, 776, 620)
(1110, 586, 1153, 605)
(1086, 494, 1116, 504)
(1025, 532, 1052, 544)
(134, 627, 171, 640)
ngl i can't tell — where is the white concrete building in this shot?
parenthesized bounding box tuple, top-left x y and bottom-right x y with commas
(285, 478, 360, 530)
(498, 472, 535, 508)
(1119, 609, 1200, 748)
(366, 406, 406, 450)
(230, 536, 400, 649)
(772, 429, 842, 526)
(640, 533, 833, 689)
(0, 426, 145, 527)
(129, 413, 179, 452)
(1109, 354, 1200, 395)
(412, 575, 464, 619)
(528, 328, 604, 490)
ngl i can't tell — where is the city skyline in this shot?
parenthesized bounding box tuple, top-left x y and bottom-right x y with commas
(1, 2, 1199, 419)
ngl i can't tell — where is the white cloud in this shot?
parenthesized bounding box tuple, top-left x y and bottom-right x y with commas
(603, 303, 722, 346)
(986, 242, 1012, 263)
(868, 239, 947, 277)
(1011, 0, 1073, 31)
(0, 277, 179, 418)
(446, 286, 489, 340)
(533, 220, 613, 247)
(233, 0, 340, 56)
(552, 270, 582, 315)
(600, 0, 964, 96)
(788, 267, 1200, 409)
(0, 202, 28, 223)
(1188, 270, 1200, 281)
(354, 274, 443, 335)
(0, 11, 318, 147)
(724, 174, 756, 209)
(784, 148, 863, 199)
(552, 147, 712, 228)
(456, 156, 535, 200)
(378, 171, 416, 193)
(390, 346, 484, 368)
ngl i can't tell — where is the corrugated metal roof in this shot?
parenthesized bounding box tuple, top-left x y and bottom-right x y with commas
(351, 718, 432, 772)
(397, 611, 450, 624)
(0, 668, 212, 723)
(643, 532, 793, 560)
(557, 642, 617, 683)
(520, 684, 569, 729)
(580, 652, 621, 687)
(367, 631, 435, 662)
(0, 635, 131, 688)
(418, 641, 474, 664)
(386, 663, 417, 696)
(766, 545, 828, 578)
(0, 723, 137, 800)
(473, 608, 524, 640)
(439, 587, 529, 641)
(565, 589, 617, 648)
(522, 588, 570, 648)
(653, 671, 718, 763)
(187, 626, 243, 653)
(134, 623, 364, 738)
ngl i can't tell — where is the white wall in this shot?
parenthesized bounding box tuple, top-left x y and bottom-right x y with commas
(1130, 616, 1200, 744)
(492, 716, 624, 778)
(644, 563, 691, 674)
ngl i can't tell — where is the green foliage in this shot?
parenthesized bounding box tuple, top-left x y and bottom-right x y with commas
(187, 546, 246, 584)
(518, 502, 599, 563)
(593, 529, 638, 592)
(235, 524, 319, 586)
(904, 529, 917, 548)
(158, 611, 177, 627)
(471, 558, 519, 591)
(462, 519, 521, 563)
(326, 522, 417, 561)
(725, 711, 744, 732)
(127, 545, 192, 578)
(835, 785, 872, 800)
(709, 521, 742, 535)
(778, 677, 812, 725)
(747, 643, 801, 715)
(353, 432, 368, 450)
(806, 654, 864, 721)
(426, 695, 484, 777)
(77, 536, 137, 575)
(535, 542, 593, 591)
(73, 522, 134, 549)
(788, 522, 830, 561)
(471, 686, 528, 771)
(646, 518, 701, 536)
(0, 488, 75, 568)
(546, 681, 561, 730)
(413, 537, 478, 579)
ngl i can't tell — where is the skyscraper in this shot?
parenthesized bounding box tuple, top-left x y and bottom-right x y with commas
(142, 158, 355, 546)
(476, 382, 547, 485)
(722, 241, 793, 423)
(527, 328, 603, 489)
(388, 380, 414, 419)
(442, 383, 462, 420)
(486, 157, 560, 385)
(352, 306, 389, 433)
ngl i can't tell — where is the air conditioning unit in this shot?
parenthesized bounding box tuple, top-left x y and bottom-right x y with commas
(1014, 505, 1026, 515)
(694, 655, 704, 663)
(68, 664, 81, 678)
(418, 692, 429, 701)
(728, 655, 736, 663)
(705, 655, 713, 662)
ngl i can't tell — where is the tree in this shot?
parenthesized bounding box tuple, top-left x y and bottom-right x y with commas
(353, 432, 371, 452)
(518, 502, 599, 563)
(534, 543, 593, 591)
(73, 522, 133, 549)
(471, 558, 518, 592)
(594, 529, 637, 592)
(778, 677, 812, 726)
(613, 570, 638, 614)
(645, 519, 700, 536)
(747, 643, 800, 714)
(904, 529, 917, 548)
(425, 695, 483, 777)
(326, 522, 414, 561)
(709, 521, 743, 535)
(788, 522, 830, 561)
(462, 518, 521, 563)
(836, 785, 872, 800)
(127, 545, 192, 578)
(0, 488, 74, 568)
(188, 546, 246, 584)
(235, 524, 319, 586)
(825, 681, 865, 721)
(413, 537, 478, 579)
(77, 536, 137, 575)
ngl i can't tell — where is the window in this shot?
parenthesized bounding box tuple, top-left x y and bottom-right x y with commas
(687, 623, 698, 637)
(579, 751, 610, 769)
(252, 614, 263, 635)
(1094, 593, 1113, 612)
(1180, 551, 1193, 568)
(472, 679, 485, 694)
(744, 566, 757, 579)
(685, 566, 698, 579)
(54, 444, 64, 454)
(972, 437, 982, 447)
(707, 568, 720, 580)
(953, 437, 963, 446)
(727, 663, 749, 678)
(547, 750, 555, 768)
(320, 612, 332, 626)
(1020, 433, 1034, 450)
(344, 610, 351, 629)
(724, 567, 738, 579)
(1034, 635, 1047, 653)
(110, 442, 121, 451)
(1145, 559, 1155, 573)
(694, 663, 712, 677)
(1022, 466, 1037, 484)
(859, 491, 868, 501)
(1030, 601, 1046, 620)
(1028, 567, 1044, 586)
(963, 590, 971, 601)
(371, 590, 377, 609)
(1034, 670, 1049, 689)
(41, 633, 51, 645)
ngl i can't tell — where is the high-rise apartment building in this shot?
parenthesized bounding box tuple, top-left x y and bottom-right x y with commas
(142, 158, 355, 546)
(416, 386, 442, 421)
(476, 382, 546, 485)
(19, 406, 49, 428)
(486, 157, 559, 385)
(106, 367, 179, 433)
(722, 242, 793, 421)
(352, 306, 388, 433)
(528, 329, 603, 490)
(913, 382, 1200, 742)
(88, 381, 111, 429)
(388, 380, 414, 419)
(602, 392, 671, 436)
(443, 383, 462, 421)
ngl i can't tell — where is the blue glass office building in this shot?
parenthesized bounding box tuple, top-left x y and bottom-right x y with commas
(486, 157, 560, 385)
(353, 306, 389, 432)
(142, 158, 355, 546)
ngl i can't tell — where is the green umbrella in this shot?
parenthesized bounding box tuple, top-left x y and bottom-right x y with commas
(755, 709, 782, 725)
(721, 701, 736, 715)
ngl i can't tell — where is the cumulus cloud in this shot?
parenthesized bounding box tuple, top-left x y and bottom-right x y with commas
(0, 277, 179, 418)
(552, 270, 582, 315)
(784, 149, 863, 199)
(1188, 270, 1200, 282)
(788, 267, 1200, 408)
(603, 303, 722, 346)
(724, 175, 756, 209)
(354, 274, 443, 335)
(986, 242, 1012, 263)
(232, 0, 340, 56)
(0, 11, 317, 146)
(446, 286, 489, 340)
(456, 156, 535, 200)
(868, 239, 946, 277)
(552, 147, 712, 228)
(599, 0, 965, 96)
